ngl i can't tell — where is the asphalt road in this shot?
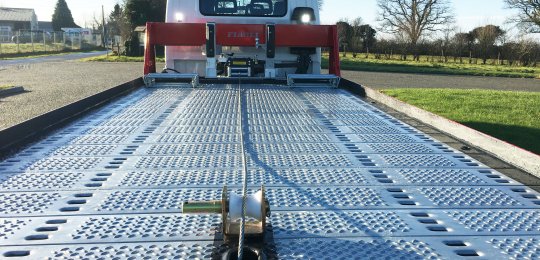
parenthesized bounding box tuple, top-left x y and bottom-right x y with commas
(1, 62, 539, 130)
(340, 70, 540, 92)
(0, 51, 109, 67)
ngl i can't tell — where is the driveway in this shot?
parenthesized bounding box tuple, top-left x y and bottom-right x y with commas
(0, 51, 109, 68)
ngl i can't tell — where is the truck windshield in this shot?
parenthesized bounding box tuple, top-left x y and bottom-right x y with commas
(199, 0, 287, 17)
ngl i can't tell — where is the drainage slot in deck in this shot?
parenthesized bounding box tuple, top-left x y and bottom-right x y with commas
(427, 226, 449, 232)
(3, 251, 30, 257)
(67, 200, 87, 205)
(25, 234, 49, 241)
(411, 212, 430, 217)
(418, 219, 438, 224)
(60, 207, 80, 212)
(74, 193, 93, 198)
(444, 241, 468, 247)
(511, 188, 527, 193)
(85, 183, 103, 187)
(392, 194, 410, 199)
(36, 226, 59, 232)
(398, 200, 417, 206)
(109, 162, 124, 165)
(455, 250, 480, 257)
(46, 219, 67, 224)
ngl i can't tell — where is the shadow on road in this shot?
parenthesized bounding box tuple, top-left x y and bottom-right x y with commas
(0, 89, 31, 99)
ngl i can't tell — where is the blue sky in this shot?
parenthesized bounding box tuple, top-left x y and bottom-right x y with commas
(0, 0, 519, 32)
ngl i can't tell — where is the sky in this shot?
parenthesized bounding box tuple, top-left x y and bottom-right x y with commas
(0, 0, 522, 33)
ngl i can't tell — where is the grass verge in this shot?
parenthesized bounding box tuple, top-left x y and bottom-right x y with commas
(322, 55, 540, 78)
(81, 55, 165, 63)
(0, 47, 106, 60)
(381, 88, 540, 154)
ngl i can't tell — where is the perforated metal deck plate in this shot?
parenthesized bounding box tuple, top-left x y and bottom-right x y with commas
(1, 85, 539, 259)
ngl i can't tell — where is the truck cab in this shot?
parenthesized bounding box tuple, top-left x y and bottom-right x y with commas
(164, 0, 322, 78)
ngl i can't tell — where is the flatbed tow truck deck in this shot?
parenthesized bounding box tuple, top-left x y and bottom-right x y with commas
(1, 83, 539, 259)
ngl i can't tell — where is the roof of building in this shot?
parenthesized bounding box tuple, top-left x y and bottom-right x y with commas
(0, 7, 36, 22)
(134, 26, 146, 32)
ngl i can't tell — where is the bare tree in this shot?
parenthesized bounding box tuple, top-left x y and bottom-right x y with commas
(505, 0, 540, 33)
(350, 17, 363, 57)
(439, 25, 456, 62)
(377, 0, 455, 60)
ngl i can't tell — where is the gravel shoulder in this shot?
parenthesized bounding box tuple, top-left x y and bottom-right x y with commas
(340, 70, 540, 92)
(0, 61, 144, 130)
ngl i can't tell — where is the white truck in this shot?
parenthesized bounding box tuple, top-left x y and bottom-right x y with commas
(144, 0, 340, 81)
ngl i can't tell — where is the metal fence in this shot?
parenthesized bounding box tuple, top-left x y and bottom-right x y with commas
(0, 30, 103, 55)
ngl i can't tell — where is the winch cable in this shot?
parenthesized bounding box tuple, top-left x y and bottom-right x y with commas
(237, 81, 249, 260)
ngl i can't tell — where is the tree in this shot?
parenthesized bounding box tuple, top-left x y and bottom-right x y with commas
(125, 0, 166, 28)
(108, 4, 124, 37)
(452, 32, 474, 63)
(318, 0, 324, 10)
(52, 0, 80, 31)
(337, 19, 353, 57)
(124, 0, 167, 56)
(471, 25, 505, 64)
(377, 0, 455, 60)
(505, 0, 540, 33)
(358, 24, 377, 56)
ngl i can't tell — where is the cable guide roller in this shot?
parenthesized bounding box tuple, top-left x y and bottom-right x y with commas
(182, 186, 270, 240)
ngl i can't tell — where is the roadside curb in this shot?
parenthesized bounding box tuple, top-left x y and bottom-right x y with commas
(364, 85, 540, 177)
(0, 86, 24, 97)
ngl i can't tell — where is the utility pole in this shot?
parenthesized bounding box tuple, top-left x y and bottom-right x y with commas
(102, 5, 107, 54)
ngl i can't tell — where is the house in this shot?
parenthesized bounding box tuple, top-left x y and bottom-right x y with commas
(135, 26, 146, 47)
(38, 21, 53, 32)
(0, 7, 38, 42)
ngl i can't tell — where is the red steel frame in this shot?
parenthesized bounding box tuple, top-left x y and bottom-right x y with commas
(144, 22, 341, 76)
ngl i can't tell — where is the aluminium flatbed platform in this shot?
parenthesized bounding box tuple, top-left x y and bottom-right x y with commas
(0, 83, 539, 259)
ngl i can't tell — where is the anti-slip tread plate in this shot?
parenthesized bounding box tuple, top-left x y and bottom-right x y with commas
(0, 85, 539, 259)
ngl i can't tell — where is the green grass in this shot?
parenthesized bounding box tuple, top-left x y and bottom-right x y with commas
(322, 54, 540, 78)
(0, 85, 14, 90)
(0, 43, 68, 54)
(381, 88, 540, 154)
(81, 55, 165, 63)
